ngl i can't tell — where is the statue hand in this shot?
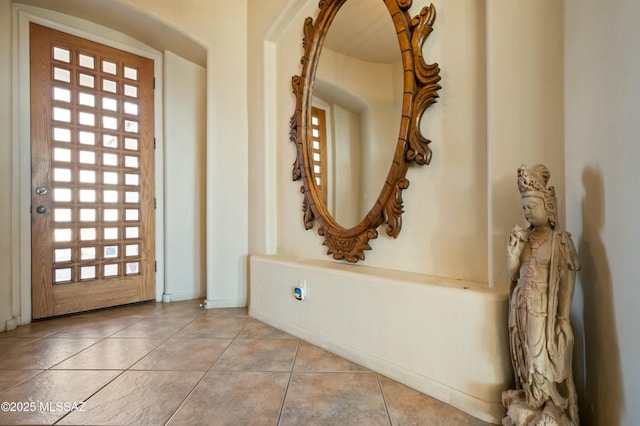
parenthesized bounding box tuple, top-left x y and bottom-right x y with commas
(508, 225, 527, 258)
(556, 317, 572, 337)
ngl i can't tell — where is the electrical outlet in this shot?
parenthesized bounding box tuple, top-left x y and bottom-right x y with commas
(294, 279, 306, 301)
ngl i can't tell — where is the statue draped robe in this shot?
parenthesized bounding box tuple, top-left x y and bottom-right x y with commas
(505, 229, 581, 425)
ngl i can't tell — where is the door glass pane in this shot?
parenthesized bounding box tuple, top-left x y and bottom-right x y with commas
(79, 170, 96, 183)
(126, 262, 139, 275)
(54, 208, 72, 222)
(54, 228, 72, 242)
(80, 265, 96, 280)
(125, 191, 139, 203)
(104, 227, 118, 240)
(124, 102, 138, 115)
(104, 172, 118, 185)
(53, 127, 71, 142)
(54, 268, 72, 283)
(102, 79, 117, 93)
(53, 148, 71, 162)
(79, 189, 96, 203)
(103, 116, 118, 130)
(125, 174, 139, 186)
(53, 168, 72, 182)
(79, 73, 95, 88)
(104, 190, 118, 203)
(125, 244, 139, 256)
(53, 188, 72, 202)
(102, 60, 117, 75)
(53, 107, 71, 123)
(124, 120, 138, 133)
(103, 153, 118, 166)
(53, 67, 71, 83)
(104, 264, 118, 277)
(104, 209, 118, 221)
(78, 92, 95, 107)
(124, 84, 138, 98)
(78, 53, 95, 69)
(53, 47, 70, 63)
(104, 245, 118, 258)
(103, 134, 118, 148)
(125, 209, 139, 221)
(124, 156, 138, 168)
(80, 228, 97, 241)
(125, 226, 139, 239)
(79, 151, 96, 164)
(102, 97, 118, 111)
(79, 227, 96, 240)
(80, 247, 96, 260)
(79, 112, 95, 126)
(54, 248, 72, 262)
(124, 138, 138, 151)
(80, 208, 96, 222)
(124, 66, 138, 80)
(53, 87, 71, 102)
(79, 131, 96, 145)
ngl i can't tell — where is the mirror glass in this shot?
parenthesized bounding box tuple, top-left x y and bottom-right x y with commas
(310, 0, 402, 229)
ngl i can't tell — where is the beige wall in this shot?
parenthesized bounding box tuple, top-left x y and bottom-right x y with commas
(565, 0, 640, 424)
(163, 51, 206, 302)
(263, 0, 496, 280)
(0, 0, 14, 330)
(121, 0, 249, 307)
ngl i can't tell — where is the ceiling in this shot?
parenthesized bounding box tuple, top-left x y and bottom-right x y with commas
(323, 0, 400, 64)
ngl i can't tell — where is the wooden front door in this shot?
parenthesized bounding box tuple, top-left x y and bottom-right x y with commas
(30, 23, 156, 319)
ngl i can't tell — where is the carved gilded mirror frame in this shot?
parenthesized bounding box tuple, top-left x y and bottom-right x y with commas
(290, 0, 441, 262)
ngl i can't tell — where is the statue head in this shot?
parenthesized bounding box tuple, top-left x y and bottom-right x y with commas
(517, 164, 558, 229)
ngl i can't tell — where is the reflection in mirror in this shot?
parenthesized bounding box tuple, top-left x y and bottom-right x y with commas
(290, 0, 441, 262)
(311, 0, 402, 228)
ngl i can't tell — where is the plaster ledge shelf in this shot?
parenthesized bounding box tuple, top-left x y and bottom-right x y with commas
(249, 254, 511, 424)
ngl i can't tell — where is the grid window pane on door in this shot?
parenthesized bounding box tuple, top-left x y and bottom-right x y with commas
(310, 107, 328, 203)
(49, 44, 142, 283)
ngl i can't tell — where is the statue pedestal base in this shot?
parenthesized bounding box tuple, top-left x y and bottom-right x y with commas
(502, 390, 572, 426)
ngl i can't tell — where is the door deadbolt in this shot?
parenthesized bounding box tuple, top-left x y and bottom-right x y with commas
(36, 206, 47, 214)
(35, 187, 48, 195)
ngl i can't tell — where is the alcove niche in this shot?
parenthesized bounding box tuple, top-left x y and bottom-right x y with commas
(250, 1, 509, 423)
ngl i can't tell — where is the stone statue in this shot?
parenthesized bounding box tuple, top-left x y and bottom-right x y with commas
(502, 164, 581, 426)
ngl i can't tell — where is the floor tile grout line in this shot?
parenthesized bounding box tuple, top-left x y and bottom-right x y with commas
(163, 313, 253, 424)
(34, 311, 200, 424)
(49, 309, 204, 425)
(205, 316, 251, 371)
(0, 369, 48, 397)
(277, 338, 300, 426)
(376, 373, 394, 426)
(52, 368, 129, 426)
(44, 315, 187, 371)
(162, 369, 210, 426)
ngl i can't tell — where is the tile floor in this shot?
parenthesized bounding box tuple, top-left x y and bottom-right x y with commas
(0, 300, 492, 425)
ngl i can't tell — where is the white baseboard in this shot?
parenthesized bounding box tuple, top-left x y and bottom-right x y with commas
(203, 298, 247, 309)
(162, 291, 204, 303)
(4, 317, 18, 331)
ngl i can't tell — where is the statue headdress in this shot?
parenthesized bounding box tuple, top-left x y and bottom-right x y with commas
(517, 164, 558, 228)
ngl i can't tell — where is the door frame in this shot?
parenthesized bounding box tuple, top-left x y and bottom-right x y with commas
(12, 5, 165, 325)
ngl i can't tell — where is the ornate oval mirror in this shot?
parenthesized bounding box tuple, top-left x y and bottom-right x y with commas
(290, 0, 441, 262)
